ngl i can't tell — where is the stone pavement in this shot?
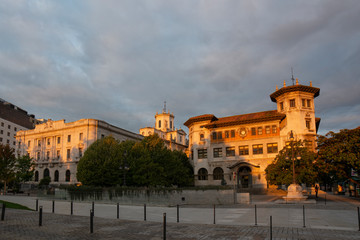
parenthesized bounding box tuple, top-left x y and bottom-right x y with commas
(1, 208, 360, 240)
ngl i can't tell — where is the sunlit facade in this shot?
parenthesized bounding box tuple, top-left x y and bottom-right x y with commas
(184, 80, 320, 190)
(16, 119, 143, 185)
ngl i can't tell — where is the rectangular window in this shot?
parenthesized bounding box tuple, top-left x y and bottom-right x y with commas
(212, 132, 217, 140)
(230, 130, 235, 138)
(38, 139, 41, 147)
(67, 149, 71, 159)
(8, 125, 10, 129)
(198, 149, 207, 159)
(290, 99, 296, 108)
(253, 144, 263, 154)
(79, 148, 83, 158)
(47, 138, 50, 145)
(280, 102, 284, 110)
(267, 143, 278, 153)
(28, 140, 31, 147)
(239, 145, 249, 155)
(0, 130, 2, 134)
(302, 99, 306, 107)
(200, 133, 204, 140)
(7, 132, 10, 136)
(217, 131, 222, 140)
(251, 127, 256, 136)
(56, 150, 60, 159)
(225, 131, 229, 138)
(265, 126, 270, 134)
(46, 151, 50, 160)
(272, 125, 277, 134)
(57, 137, 61, 144)
(67, 135, 71, 142)
(307, 99, 311, 108)
(101, 134, 105, 139)
(1, 122, 3, 127)
(258, 127, 263, 135)
(306, 119, 311, 129)
(79, 133, 83, 141)
(226, 147, 235, 157)
(14, 127, 17, 131)
(213, 148, 222, 158)
(0, 137, 2, 142)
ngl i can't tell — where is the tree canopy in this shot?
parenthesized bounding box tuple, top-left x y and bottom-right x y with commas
(265, 140, 318, 186)
(316, 127, 360, 185)
(77, 135, 194, 187)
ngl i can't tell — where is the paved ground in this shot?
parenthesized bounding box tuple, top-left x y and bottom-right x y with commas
(1, 193, 360, 239)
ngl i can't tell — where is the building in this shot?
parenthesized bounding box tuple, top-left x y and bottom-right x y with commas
(0, 98, 37, 148)
(139, 104, 187, 152)
(184, 79, 320, 190)
(16, 119, 143, 185)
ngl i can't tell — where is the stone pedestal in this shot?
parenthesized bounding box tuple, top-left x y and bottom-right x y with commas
(283, 184, 308, 201)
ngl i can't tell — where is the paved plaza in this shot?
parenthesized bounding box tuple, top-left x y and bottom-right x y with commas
(1, 193, 360, 239)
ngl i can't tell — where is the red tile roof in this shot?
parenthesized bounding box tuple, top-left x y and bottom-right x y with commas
(184, 114, 218, 127)
(270, 85, 320, 102)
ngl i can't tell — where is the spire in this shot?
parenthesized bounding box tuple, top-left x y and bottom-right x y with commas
(291, 67, 295, 85)
(163, 101, 166, 113)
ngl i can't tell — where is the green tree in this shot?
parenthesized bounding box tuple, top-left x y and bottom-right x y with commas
(0, 144, 16, 194)
(15, 155, 35, 183)
(77, 136, 124, 186)
(317, 127, 360, 186)
(265, 140, 317, 186)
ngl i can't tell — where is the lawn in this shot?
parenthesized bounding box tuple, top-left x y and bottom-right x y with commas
(0, 200, 33, 211)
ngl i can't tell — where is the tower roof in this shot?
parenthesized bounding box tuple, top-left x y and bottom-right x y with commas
(270, 84, 320, 102)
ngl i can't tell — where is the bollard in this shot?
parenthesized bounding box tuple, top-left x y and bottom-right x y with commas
(36, 199, 38, 211)
(213, 204, 216, 224)
(1, 203, 5, 221)
(90, 210, 94, 233)
(71, 201, 73, 215)
(325, 194, 327, 205)
(177, 205, 179, 223)
(39, 206, 43, 226)
(163, 213, 166, 240)
(52, 200, 55, 213)
(117, 203, 119, 219)
(303, 205, 306, 228)
(92, 201, 94, 215)
(255, 205, 257, 226)
(144, 204, 147, 221)
(358, 207, 360, 231)
(270, 215, 272, 240)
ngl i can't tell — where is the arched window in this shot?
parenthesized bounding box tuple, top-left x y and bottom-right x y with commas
(65, 170, 71, 182)
(213, 167, 224, 180)
(43, 168, 50, 178)
(34, 171, 39, 182)
(54, 170, 59, 182)
(158, 120, 161, 128)
(198, 168, 208, 180)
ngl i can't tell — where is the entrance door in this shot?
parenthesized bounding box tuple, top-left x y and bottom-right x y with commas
(238, 166, 252, 188)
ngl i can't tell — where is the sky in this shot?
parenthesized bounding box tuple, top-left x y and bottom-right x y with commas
(1, 0, 359, 136)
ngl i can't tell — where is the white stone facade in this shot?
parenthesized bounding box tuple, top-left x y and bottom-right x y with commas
(184, 80, 320, 190)
(16, 119, 143, 185)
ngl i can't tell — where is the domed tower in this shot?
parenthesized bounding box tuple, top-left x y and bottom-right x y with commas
(270, 79, 320, 150)
(155, 101, 175, 132)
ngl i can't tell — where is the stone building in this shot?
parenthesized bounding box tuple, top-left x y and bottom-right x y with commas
(184, 79, 320, 190)
(0, 98, 37, 148)
(139, 104, 187, 152)
(16, 119, 143, 185)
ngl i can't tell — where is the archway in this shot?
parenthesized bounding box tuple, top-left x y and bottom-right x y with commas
(43, 168, 50, 179)
(238, 166, 252, 188)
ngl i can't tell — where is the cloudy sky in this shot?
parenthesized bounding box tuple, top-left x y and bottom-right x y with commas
(1, 0, 359, 136)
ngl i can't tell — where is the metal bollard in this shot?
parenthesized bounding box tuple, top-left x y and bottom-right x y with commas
(52, 200, 55, 213)
(117, 203, 119, 219)
(213, 204, 216, 224)
(255, 205, 257, 226)
(90, 210, 94, 233)
(163, 213, 166, 240)
(144, 204, 147, 221)
(71, 201, 73, 215)
(39, 206, 43, 226)
(1, 203, 5, 221)
(36, 199, 38, 211)
(92, 201, 94, 215)
(303, 205, 306, 228)
(177, 205, 179, 223)
(325, 194, 327, 205)
(270, 215, 272, 240)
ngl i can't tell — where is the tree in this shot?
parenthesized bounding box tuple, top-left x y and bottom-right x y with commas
(265, 140, 318, 186)
(0, 144, 16, 194)
(15, 155, 35, 183)
(77, 136, 124, 186)
(317, 127, 360, 186)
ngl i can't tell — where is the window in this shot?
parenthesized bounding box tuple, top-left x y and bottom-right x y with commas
(217, 131, 222, 140)
(37, 152, 40, 160)
(34, 171, 39, 182)
(67, 135, 71, 142)
(1, 122, 3, 127)
(253, 144, 263, 154)
(198, 168, 208, 180)
(0, 137, 2, 142)
(46, 151, 50, 160)
(67, 149, 71, 159)
(47, 138, 50, 145)
(302, 99, 306, 107)
(14, 127, 17, 131)
(239, 145, 249, 155)
(6, 139, 9, 144)
(57, 137, 61, 144)
(280, 102, 284, 111)
(265, 126, 270, 134)
(306, 119, 311, 129)
(307, 99, 311, 108)
(54, 170, 59, 182)
(79, 133, 83, 140)
(7, 132, 10, 136)
(101, 134, 105, 139)
(65, 170, 71, 182)
(212, 132, 217, 140)
(267, 143, 278, 153)
(200, 133, 204, 140)
(198, 149, 207, 159)
(272, 125, 277, 134)
(225, 131, 229, 138)
(8, 125, 10, 129)
(56, 150, 60, 159)
(158, 120, 161, 128)
(28, 141, 31, 147)
(226, 147, 235, 157)
(213, 167, 224, 180)
(231, 130, 235, 138)
(79, 148, 83, 158)
(290, 99, 296, 108)
(179, 136, 182, 142)
(170, 121, 172, 129)
(0, 130, 2, 134)
(213, 148, 222, 158)
(13, 141, 15, 146)
(257, 127, 263, 135)
(43, 168, 50, 178)
(251, 128, 256, 136)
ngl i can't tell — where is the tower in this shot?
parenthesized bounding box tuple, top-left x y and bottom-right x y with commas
(155, 102, 175, 132)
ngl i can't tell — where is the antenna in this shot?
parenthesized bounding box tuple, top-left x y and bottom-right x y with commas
(291, 67, 295, 85)
(163, 101, 166, 113)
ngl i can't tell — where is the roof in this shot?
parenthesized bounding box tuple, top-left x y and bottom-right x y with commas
(184, 114, 218, 127)
(204, 110, 286, 129)
(270, 84, 320, 102)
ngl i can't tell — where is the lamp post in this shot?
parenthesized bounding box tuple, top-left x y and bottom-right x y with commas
(123, 150, 127, 186)
(289, 130, 296, 184)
